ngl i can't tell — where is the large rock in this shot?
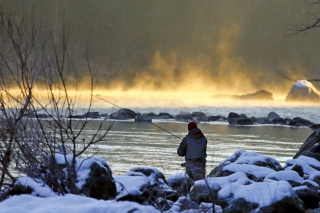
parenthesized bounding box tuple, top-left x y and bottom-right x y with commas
(238, 90, 274, 101)
(208, 150, 282, 178)
(212, 90, 273, 101)
(175, 112, 193, 122)
(289, 117, 314, 127)
(116, 166, 178, 203)
(191, 112, 208, 122)
(158, 112, 173, 119)
(189, 172, 251, 204)
(293, 186, 319, 210)
(286, 80, 320, 102)
(293, 130, 320, 160)
(135, 114, 152, 123)
(110, 108, 136, 120)
(81, 161, 117, 200)
(217, 181, 305, 213)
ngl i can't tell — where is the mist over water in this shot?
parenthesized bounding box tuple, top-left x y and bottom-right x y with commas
(4, 0, 320, 97)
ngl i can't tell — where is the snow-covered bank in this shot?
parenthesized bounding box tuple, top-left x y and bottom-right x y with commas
(2, 129, 320, 213)
(0, 194, 160, 213)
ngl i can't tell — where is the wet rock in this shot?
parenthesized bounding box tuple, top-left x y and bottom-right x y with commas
(267, 112, 281, 121)
(273, 118, 286, 125)
(229, 118, 253, 125)
(191, 112, 208, 121)
(293, 130, 320, 160)
(100, 113, 109, 118)
(83, 112, 100, 118)
(110, 108, 136, 120)
(255, 118, 273, 125)
(158, 112, 173, 119)
(289, 117, 314, 127)
(147, 112, 158, 118)
(228, 112, 242, 119)
(67, 114, 85, 119)
(207, 115, 227, 122)
(176, 112, 193, 122)
(135, 114, 152, 123)
(310, 124, 320, 130)
(286, 80, 320, 103)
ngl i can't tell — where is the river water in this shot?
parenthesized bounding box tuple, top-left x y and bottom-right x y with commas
(82, 119, 314, 178)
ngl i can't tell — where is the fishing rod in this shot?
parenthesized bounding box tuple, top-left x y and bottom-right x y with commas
(81, 90, 183, 141)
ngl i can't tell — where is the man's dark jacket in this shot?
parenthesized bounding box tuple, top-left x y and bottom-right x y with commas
(177, 127, 207, 160)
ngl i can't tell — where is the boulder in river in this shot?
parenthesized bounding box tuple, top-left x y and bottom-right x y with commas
(110, 108, 136, 120)
(293, 130, 320, 160)
(175, 112, 193, 122)
(286, 80, 320, 103)
(191, 112, 207, 121)
(212, 90, 274, 101)
(135, 114, 152, 123)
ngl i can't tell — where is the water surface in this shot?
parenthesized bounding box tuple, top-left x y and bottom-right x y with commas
(82, 120, 313, 177)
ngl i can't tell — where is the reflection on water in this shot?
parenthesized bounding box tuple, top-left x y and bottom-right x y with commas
(81, 120, 313, 177)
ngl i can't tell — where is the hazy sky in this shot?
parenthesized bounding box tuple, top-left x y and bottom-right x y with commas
(4, 0, 320, 96)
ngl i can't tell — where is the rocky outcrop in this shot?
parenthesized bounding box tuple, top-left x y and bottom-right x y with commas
(238, 90, 273, 101)
(212, 90, 274, 101)
(191, 112, 208, 122)
(175, 112, 193, 122)
(110, 108, 136, 120)
(293, 130, 320, 160)
(286, 80, 320, 103)
(135, 114, 152, 123)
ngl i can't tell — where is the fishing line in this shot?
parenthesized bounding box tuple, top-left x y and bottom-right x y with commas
(81, 90, 183, 141)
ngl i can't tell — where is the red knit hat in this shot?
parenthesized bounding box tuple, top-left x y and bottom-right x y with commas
(188, 121, 197, 131)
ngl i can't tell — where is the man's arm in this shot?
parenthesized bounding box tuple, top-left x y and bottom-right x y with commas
(177, 137, 187, 157)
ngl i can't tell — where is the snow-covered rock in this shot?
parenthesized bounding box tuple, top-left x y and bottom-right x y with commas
(218, 181, 305, 213)
(286, 80, 320, 102)
(116, 166, 178, 203)
(167, 172, 193, 196)
(208, 150, 282, 178)
(189, 172, 251, 203)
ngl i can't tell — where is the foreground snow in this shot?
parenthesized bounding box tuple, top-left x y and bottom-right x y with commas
(0, 194, 160, 213)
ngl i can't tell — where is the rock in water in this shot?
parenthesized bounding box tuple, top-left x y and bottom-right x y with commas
(286, 80, 320, 103)
(293, 130, 320, 161)
(238, 90, 273, 101)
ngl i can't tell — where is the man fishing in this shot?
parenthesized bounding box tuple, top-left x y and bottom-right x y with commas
(177, 121, 207, 181)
